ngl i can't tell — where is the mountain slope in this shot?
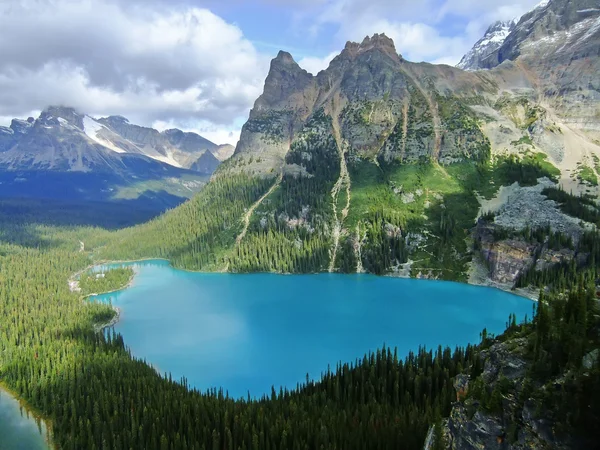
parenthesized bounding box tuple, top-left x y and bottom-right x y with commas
(0, 106, 231, 172)
(97, 115, 220, 168)
(0, 106, 215, 215)
(457, 20, 517, 71)
(190, 150, 221, 175)
(101, 0, 600, 287)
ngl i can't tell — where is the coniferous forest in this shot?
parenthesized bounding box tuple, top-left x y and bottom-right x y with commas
(0, 133, 599, 449)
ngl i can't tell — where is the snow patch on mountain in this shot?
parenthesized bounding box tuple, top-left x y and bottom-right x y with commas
(457, 20, 516, 70)
(82, 116, 126, 154)
(141, 148, 183, 168)
(536, 0, 550, 9)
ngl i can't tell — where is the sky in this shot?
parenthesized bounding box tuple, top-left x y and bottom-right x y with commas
(0, 0, 543, 146)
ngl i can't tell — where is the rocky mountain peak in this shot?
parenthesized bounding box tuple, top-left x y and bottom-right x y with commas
(10, 118, 34, 135)
(457, 20, 517, 70)
(341, 33, 401, 63)
(105, 115, 130, 124)
(38, 106, 84, 129)
(255, 50, 314, 109)
(459, 0, 599, 70)
(274, 50, 296, 66)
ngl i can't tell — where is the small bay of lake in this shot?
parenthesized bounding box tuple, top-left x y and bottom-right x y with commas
(91, 260, 534, 399)
(0, 388, 51, 450)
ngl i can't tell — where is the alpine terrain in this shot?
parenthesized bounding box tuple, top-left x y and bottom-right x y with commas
(1, 0, 599, 449)
(103, 0, 600, 289)
(0, 106, 234, 221)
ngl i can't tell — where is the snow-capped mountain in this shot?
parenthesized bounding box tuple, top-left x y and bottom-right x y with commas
(457, 20, 517, 71)
(0, 106, 232, 173)
(456, 0, 566, 71)
(0, 106, 236, 210)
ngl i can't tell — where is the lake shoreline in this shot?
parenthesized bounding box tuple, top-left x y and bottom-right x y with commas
(73, 264, 137, 331)
(78, 257, 537, 333)
(78, 260, 533, 399)
(0, 383, 54, 449)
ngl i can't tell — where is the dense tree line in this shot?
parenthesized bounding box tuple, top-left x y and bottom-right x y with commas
(98, 173, 275, 271)
(0, 235, 485, 449)
(78, 267, 134, 296)
(519, 189, 600, 291)
(230, 110, 340, 273)
(542, 186, 600, 225)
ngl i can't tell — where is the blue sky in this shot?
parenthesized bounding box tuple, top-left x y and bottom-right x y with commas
(0, 0, 542, 145)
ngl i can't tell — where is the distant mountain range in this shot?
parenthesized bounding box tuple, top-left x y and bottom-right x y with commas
(0, 106, 234, 174)
(0, 106, 235, 217)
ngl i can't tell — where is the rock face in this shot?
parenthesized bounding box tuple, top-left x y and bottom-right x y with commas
(480, 238, 537, 285)
(474, 215, 581, 288)
(457, 20, 517, 71)
(231, 33, 493, 176)
(425, 338, 583, 450)
(458, 0, 600, 146)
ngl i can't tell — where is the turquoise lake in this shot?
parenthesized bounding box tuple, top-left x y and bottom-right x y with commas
(92, 260, 534, 399)
(0, 389, 50, 450)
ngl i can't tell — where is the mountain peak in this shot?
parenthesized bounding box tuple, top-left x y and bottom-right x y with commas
(41, 105, 80, 115)
(255, 50, 313, 109)
(275, 50, 295, 65)
(457, 20, 516, 70)
(39, 106, 84, 129)
(104, 115, 130, 124)
(342, 33, 401, 62)
(10, 118, 34, 135)
(360, 33, 396, 51)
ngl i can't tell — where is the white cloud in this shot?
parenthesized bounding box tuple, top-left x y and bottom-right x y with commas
(298, 52, 338, 74)
(153, 119, 243, 147)
(0, 0, 270, 136)
(296, 0, 545, 66)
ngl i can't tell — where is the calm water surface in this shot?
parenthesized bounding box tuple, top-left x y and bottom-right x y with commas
(0, 389, 50, 450)
(92, 260, 534, 399)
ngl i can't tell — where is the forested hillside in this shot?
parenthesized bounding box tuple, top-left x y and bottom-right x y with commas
(0, 214, 598, 449)
(1, 1, 600, 447)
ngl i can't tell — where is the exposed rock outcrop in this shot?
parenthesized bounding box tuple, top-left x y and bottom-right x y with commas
(425, 339, 583, 450)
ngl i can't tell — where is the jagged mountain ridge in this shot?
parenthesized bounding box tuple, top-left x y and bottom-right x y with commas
(459, 0, 600, 72)
(232, 25, 600, 187)
(213, 0, 600, 284)
(456, 0, 552, 71)
(233, 33, 490, 175)
(0, 106, 226, 212)
(0, 106, 231, 174)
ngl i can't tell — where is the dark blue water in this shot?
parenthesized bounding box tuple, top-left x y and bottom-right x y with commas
(0, 389, 50, 450)
(92, 260, 534, 399)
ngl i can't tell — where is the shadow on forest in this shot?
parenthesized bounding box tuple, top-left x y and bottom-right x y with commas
(0, 191, 190, 249)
